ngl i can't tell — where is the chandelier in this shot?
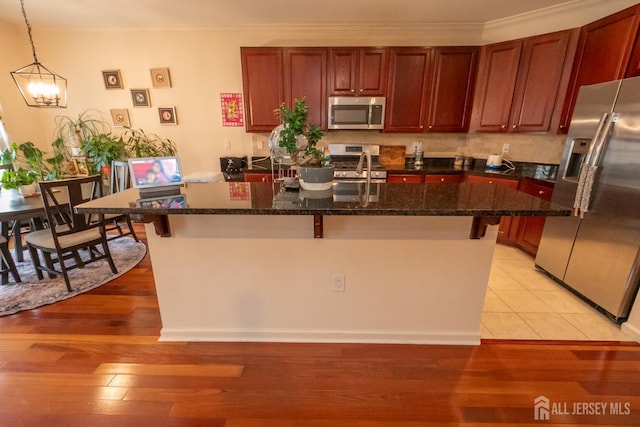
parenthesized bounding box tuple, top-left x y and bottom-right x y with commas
(10, 0, 67, 108)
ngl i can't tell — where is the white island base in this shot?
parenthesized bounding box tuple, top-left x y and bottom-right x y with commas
(145, 215, 498, 345)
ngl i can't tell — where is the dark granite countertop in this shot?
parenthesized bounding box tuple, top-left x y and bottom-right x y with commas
(77, 181, 570, 218)
(243, 157, 559, 184)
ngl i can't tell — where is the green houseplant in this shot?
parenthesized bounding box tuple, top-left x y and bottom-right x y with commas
(1, 167, 38, 193)
(80, 133, 126, 175)
(54, 110, 111, 157)
(278, 98, 332, 190)
(121, 127, 177, 158)
(0, 145, 38, 196)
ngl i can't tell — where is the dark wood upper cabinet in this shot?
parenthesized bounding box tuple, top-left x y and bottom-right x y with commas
(329, 48, 388, 96)
(510, 29, 578, 133)
(385, 47, 433, 132)
(558, 5, 640, 132)
(627, 33, 640, 77)
(471, 40, 523, 132)
(283, 48, 328, 129)
(427, 46, 478, 132)
(359, 48, 388, 96)
(241, 47, 284, 132)
(471, 29, 577, 133)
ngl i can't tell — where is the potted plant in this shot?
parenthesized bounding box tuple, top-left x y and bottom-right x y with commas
(121, 127, 177, 158)
(80, 133, 126, 175)
(16, 139, 64, 181)
(278, 97, 332, 190)
(1, 167, 38, 196)
(54, 110, 111, 158)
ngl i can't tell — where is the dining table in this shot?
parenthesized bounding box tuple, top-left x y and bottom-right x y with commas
(0, 189, 47, 262)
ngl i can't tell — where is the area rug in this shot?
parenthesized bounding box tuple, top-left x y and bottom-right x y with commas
(0, 237, 146, 316)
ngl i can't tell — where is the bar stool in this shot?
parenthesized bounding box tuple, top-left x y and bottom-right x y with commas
(0, 235, 21, 285)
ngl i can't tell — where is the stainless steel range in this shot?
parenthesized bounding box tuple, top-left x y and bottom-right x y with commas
(327, 144, 385, 203)
(328, 144, 387, 182)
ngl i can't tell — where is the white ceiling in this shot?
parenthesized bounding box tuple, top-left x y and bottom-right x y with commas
(0, 0, 578, 29)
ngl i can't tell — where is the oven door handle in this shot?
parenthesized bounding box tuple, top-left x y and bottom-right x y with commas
(334, 179, 387, 184)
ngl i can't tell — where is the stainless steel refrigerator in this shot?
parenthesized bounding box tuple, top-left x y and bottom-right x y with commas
(535, 76, 640, 323)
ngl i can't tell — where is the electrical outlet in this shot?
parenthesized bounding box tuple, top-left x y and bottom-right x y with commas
(332, 274, 345, 292)
(257, 140, 263, 150)
(502, 143, 509, 155)
(225, 140, 231, 150)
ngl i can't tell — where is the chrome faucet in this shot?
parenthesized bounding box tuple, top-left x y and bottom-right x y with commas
(356, 150, 372, 207)
(356, 150, 371, 177)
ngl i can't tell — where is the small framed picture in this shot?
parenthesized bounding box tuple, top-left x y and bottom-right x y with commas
(131, 88, 151, 107)
(63, 160, 78, 176)
(102, 69, 123, 89)
(73, 158, 89, 176)
(110, 108, 131, 127)
(150, 67, 172, 88)
(158, 106, 177, 125)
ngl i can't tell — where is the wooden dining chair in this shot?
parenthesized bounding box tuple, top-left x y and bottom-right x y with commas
(0, 235, 21, 285)
(24, 175, 117, 292)
(105, 160, 138, 241)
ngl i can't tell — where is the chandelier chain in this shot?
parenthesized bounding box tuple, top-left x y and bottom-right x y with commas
(19, 0, 38, 63)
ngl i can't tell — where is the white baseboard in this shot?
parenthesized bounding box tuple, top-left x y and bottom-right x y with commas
(158, 328, 481, 346)
(621, 322, 640, 343)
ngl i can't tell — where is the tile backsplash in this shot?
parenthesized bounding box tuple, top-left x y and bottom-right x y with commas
(252, 131, 566, 165)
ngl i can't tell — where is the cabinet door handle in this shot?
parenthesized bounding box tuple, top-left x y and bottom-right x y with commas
(402, 177, 407, 182)
(539, 190, 545, 195)
(512, 124, 517, 129)
(440, 177, 445, 182)
(489, 180, 494, 184)
(501, 125, 506, 129)
(350, 89, 355, 93)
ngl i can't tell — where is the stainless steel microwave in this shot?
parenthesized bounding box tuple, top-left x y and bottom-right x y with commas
(327, 96, 385, 130)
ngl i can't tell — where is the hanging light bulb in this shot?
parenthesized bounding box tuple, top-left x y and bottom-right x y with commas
(10, 0, 67, 108)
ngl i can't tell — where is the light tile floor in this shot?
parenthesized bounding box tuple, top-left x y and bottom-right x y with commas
(482, 244, 633, 341)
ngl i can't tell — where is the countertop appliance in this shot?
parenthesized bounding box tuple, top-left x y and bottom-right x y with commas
(327, 97, 385, 130)
(535, 76, 640, 322)
(220, 156, 247, 181)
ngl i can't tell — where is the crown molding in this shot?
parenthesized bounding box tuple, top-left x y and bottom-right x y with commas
(482, 0, 640, 44)
(43, 23, 486, 46)
(22, 0, 640, 47)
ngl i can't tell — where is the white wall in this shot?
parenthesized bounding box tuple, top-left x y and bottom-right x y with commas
(147, 214, 497, 344)
(0, 0, 634, 172)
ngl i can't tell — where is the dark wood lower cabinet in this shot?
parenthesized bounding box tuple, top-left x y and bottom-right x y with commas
(387, 173, 463, 183)
(387, 174, 423, 183)
(464, 174, 519, 242)
(243, 172, 275, 182)
(501, 178, 554, 256)
(424, 174, 463, 183)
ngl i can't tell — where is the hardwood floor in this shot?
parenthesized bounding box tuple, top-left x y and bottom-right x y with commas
(1, 224, 640, 426)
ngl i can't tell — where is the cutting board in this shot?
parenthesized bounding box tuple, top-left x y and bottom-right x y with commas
(379, 145, 407, 167)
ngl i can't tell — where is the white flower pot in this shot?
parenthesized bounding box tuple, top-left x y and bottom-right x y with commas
(18, 183, 37, 197)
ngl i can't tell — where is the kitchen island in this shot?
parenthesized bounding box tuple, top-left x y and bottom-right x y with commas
(78, 181, 570, 345)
